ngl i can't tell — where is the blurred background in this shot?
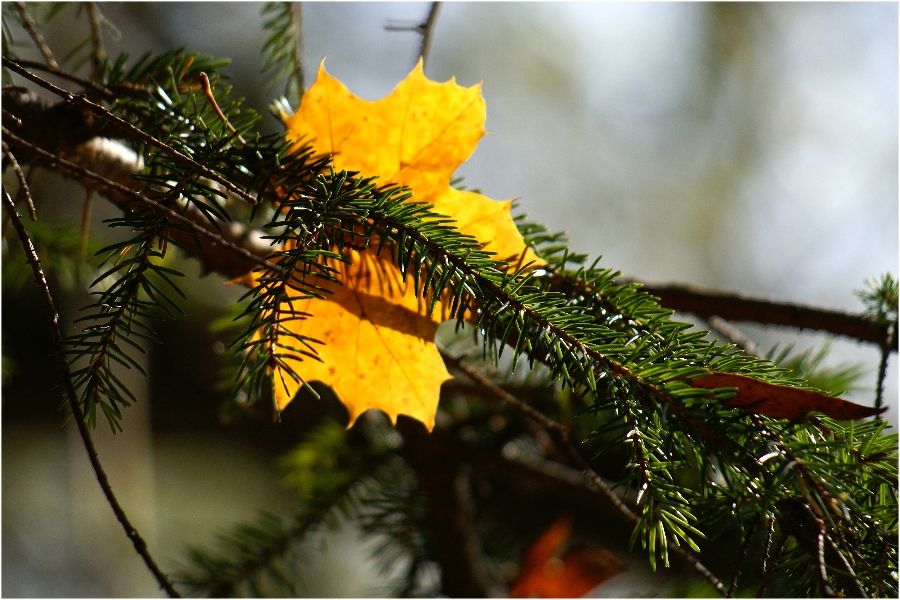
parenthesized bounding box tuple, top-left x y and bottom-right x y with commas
(3, 2, 897, 597)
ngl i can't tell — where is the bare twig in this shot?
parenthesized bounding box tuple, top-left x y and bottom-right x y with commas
(441, 350, 728, 596)
(13, 2, 58, 71)
(2, 141, 37, 220)
(2, 187, 180, 598)
(757, 530, 786, 597)
(291, 2, 306, 97)
(874, 323, 893, 411)
(85, 2, 104, 82)
(708, 315, 757, 356)
(79, 186, 93, 257)
(726, 514, 760, 597)
(419, 2, 442, 67)
(2, 57, 260, 206)
(5, 58, 116, 100)
(629, 278, 897, 352)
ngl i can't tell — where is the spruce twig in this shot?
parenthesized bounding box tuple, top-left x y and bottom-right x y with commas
(2, 187, 180, 598)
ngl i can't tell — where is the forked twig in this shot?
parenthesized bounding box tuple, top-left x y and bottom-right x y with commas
(2, 187, 180, 598)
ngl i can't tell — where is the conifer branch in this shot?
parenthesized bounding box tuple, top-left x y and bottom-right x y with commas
(4, 67, 890, 350)
(2, 187, 180, 598)
(2, 57, 261, 206)
(4, 48, 895, 596)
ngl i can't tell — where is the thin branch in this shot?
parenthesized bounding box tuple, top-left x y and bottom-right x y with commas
(199, 72, 246, 145)
(13, 2, 59, 71)
(757, 531, 786, 598)
(726, 514, 760, 597)
(874, 323, 893, 411)
(629, 278, 897, 351)
(85, 2, 104, 82)
(79, 186, 93, 257)
(1, 140, 37, 220)
(441, 350, 728, 596)
(2, 187, 180, 598)
(419, 2, 441, 67)
(291, 2, 306, 96)
(2, 57, 260, 206)
(4, 58, 116, 100)
(708, 315, 758, 356)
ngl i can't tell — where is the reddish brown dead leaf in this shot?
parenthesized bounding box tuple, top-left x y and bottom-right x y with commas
(691, 373, 885, 421)
(509, 515, 623, 598)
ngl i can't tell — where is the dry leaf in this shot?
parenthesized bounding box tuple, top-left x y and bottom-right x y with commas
(691, 373, 885, 421)
(273, 250, 452, 430)
(509, 515, 623, 598)
(285, 59, 543, 266)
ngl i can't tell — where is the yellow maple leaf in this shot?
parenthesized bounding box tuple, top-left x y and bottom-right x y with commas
(274, 250, 451, 430)
(265, 61, 544, 429)
(285, 59, 543, 266)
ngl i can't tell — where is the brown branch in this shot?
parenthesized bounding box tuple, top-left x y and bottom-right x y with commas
(4, 58, 116, 100)
(419, 2, 442, 67)
(630, 279, 896, 351)
(2, 187, 180, 598)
